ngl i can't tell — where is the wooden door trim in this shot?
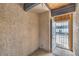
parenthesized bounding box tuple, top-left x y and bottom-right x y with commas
(69, 14, 73, 51)
(54, 13, 73, 51)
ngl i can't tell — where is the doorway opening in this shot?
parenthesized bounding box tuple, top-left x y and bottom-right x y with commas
(52, 14, 73, 55)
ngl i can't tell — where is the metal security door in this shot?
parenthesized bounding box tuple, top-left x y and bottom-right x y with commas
(55, 21, 69, 49)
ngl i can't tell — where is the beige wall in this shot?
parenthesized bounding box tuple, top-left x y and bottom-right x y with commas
(39, 11, 50, 51)
(0, 4, 39, 56)
(74, 4, 79, 56)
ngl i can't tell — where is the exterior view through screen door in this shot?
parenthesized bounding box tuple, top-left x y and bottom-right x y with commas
(52, 14, 73, 51)
(55, 21, 69, 49)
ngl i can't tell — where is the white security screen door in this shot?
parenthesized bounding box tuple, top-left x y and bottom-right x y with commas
(55, 21, 69, 49)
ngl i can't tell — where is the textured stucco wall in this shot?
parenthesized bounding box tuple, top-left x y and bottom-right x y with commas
(39, 11, 50, 51)
(74, 4, 79, 56)
(0, 4, 39, 56)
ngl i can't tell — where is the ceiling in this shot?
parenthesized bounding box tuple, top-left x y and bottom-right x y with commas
(47, 3, 69, 9)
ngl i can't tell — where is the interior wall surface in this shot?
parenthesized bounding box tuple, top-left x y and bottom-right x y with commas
(39, 11, 50, 51)
(0, 4, 39, 56)
(74, 4, 79, 56)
